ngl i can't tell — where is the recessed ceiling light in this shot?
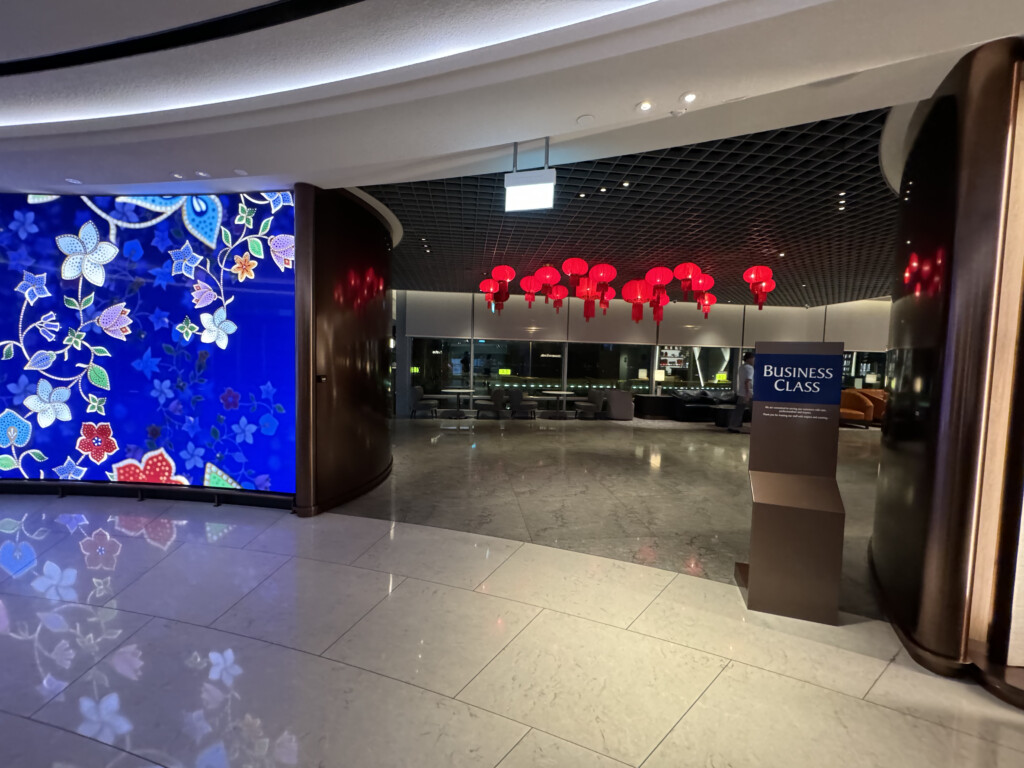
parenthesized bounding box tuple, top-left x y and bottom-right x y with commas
(195, 170, 211, 178)
(682, 93, 697, 103)
(839, 191, 846, 196)
(171, 173, 184, 179)
(622, 181, 630, 187)
(233, 169, 248, 176)
(636, 100, 654, 113)
(779, 252, 785, 257)
(599, 188, 607, 193)
(802, 283, 807, 287)
(906, 240, 911, 245)
(838, 206, 846, 211)
(425, 249, 430, 253)
(421, 238, 426, 241)
(65, 178, 82, 184)
(578, 193, 586, 198)
(576, 114, 596, 126)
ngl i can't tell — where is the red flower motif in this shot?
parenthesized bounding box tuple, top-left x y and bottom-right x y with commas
(109, 448, 187, 486)
(220, 387, 240, 410)
(109, 514, 183, 551)
(79, 528, 122, 570)
(76, 422, 119, 465)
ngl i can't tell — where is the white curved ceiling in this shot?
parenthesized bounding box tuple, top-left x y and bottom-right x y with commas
(0, 0, 266, 62)
(0, 0, 1021, 194)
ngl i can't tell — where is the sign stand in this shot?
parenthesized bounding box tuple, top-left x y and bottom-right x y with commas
(734, 341, 846, 625)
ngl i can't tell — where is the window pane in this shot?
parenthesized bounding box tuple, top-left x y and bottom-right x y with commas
(566, 343, 652, 393)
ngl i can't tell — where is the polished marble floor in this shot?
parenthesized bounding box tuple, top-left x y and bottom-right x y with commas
(341, 418, 884, 617)
(1, 494, 1023, 767)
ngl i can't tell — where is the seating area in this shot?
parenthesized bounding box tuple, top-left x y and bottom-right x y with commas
(414, 387, 636, 420)
(840, 388, 888, 427)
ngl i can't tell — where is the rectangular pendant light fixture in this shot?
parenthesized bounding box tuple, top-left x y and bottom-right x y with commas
(504, 138, 555, 212)
(504, 168, 556, 211)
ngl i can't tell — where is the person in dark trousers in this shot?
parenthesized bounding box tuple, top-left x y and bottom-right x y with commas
(728, 352, 754, 432)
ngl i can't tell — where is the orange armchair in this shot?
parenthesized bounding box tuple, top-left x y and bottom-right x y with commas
(840, 389, 874, 425)
(858, 389, 887, 422)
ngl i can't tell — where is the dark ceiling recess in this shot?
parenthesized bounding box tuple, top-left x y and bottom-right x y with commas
(366, 108, 899, 307)
(0, 0, 365, 76)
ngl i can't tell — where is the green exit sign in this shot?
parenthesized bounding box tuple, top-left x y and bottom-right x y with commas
(499, 368, 511, 376)
(716, 372, 728, 382)
(410, 366, 420, 373)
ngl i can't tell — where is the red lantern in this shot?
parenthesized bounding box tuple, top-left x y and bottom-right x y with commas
(490, 265, 515, 313)
(600, 286, 616, 315)
(692, 273, 715, 304)
(653, 291, 670, 325)
(561, 257, 589, 288)
(534, 266, 561, 303)
(699, 292, 717, 319)
(645, 266, 674, 308)
(621, 279, 653, 323)
(575, 277, 601, 322)
(674, 262, 701, 297)
(742, 265, 773, 286)
(589, 263, 617, 296)
(550, 284, 569, 313)
(479, 278, 499, 307)
(520, 275, 542, 307)
(753, 279, 776, 310)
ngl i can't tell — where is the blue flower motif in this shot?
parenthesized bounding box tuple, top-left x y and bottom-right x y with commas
(180, 441, 205, 470)
(117, 195, 224, 250)
(55, 511, 88, 530)
(15, 271, 50, 305)
(261, 192, 294, 213)
(170, 241, 202, 280)
(232, 417, 257, 444)
(6, 247, 34, 273)
(0, 540, 36, 577)
(151, 226, 172, 252)
(32, 560, 78, 601)
(148, 307, 170, 330)
(259, 413, 279, 437)
(208, 649, 242, 686)
(199, 307, 237, 350)
(9, 210, 39, 240)
(131, 347, 161, 380)
(0, 408, 32, 448)
(54, 458, 87, 480)
(77, 693, 132, 745)
(112, 201, 139, 223)
(123, 239, 143, 262)
(254, 474, 271, 491)
(150, 379, 174, 404)
(260, 381, 277, 401)
(36, 311, 60, 342)
(6, 374, 31, 405)
(149, 260, 173, 290)
(183, 417, 200, 438)
(24, 379, 72, 428)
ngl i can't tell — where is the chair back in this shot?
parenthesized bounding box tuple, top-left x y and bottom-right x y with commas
(588, 389, 605, 407)
(509, 389, 524, 407)
(411, 385, 424, 406)
(492, 389, 508, 408)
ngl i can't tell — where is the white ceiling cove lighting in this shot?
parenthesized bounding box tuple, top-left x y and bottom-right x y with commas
(505, 138, 556, 212)
(65, 178, 82, 184)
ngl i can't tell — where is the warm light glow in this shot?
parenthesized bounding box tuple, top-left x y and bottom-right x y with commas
(683, 93, 697, 103)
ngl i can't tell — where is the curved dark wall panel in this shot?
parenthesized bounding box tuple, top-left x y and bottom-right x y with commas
(294, 185, 391, 515)
(872, 39, 1023, 674)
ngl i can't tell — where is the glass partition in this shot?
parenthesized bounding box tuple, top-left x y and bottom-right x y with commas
(410, 338, 471, 394)
(566, 343, 651, 393)
(473, 340, 563, 395)
(658, 346, 737, 392)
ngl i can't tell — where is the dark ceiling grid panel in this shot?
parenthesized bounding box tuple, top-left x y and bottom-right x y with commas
(365, 108, 898, 306)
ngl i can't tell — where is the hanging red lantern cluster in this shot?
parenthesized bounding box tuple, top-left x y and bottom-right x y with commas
(743, 266, 775, 309)
(904, 249, 944, 297)
(674, 262, 701, 298)
(550, 284, 569, 313)
(534, 266, 561, 303)
(575, 276, 602, 322)
(520, 275, 541, 307)
(699, 293, 717, 319)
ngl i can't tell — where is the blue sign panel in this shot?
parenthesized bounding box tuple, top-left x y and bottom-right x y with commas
(753, 353, 843, 405)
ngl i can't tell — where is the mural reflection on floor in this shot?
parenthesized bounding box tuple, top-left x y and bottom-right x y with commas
(0, 492, 1023, 767)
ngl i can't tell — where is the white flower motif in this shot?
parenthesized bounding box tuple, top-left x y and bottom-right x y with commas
(31, 561, 78, 601)
(23, 379, 72, 428)
(199, 307, 237, 351)
(208, 648, 242, 686)
(77, 693, 132, 744)
(58, 221, 119, 287)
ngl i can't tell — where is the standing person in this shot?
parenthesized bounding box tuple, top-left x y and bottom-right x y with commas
(728, 352, 755, 432)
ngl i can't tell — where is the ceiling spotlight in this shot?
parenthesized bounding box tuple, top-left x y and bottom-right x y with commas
(779, 252, 785, 258)
(420, 237, 426, 241)
(578, 193, 586, 198)
(599, 188, 607, 193)
(65, 178, 82, 185)
(233, 169, 248, 176)
(171, 173, 184, 179)
(576, 114, 596, 126)
(622, 181, 631, 188)
(838, 206, 846, 211)
(682, 93, 697, 103)
(425, 249, 431, 253)
(195, 170, 211, 178)
(636, 100, 654, 113)
(839, 191, 846, 196)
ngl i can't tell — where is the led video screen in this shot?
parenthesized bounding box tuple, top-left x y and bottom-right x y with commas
(0, 192, 296, 493)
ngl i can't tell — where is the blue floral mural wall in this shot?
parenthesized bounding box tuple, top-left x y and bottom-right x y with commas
(0, 192, 296, 494)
